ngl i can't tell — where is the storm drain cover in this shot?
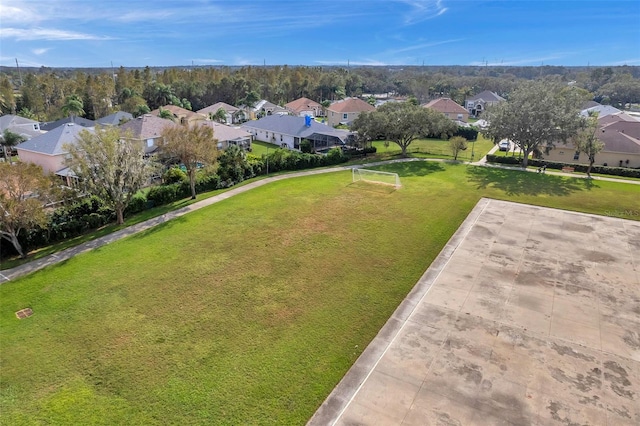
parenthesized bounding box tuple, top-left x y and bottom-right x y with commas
(15, 308, 33, 319)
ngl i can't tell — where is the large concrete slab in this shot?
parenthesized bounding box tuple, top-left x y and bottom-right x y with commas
(309, 198, 640, 426)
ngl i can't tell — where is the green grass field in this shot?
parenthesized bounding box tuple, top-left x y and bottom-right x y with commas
(372, 134, 495, 161)
(1, 163, 639, 425)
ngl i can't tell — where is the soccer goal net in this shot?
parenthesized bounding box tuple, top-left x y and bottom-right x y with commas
(352, 168, 401, 188)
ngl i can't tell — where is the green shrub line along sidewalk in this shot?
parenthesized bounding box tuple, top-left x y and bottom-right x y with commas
(1, 161, 638, 425)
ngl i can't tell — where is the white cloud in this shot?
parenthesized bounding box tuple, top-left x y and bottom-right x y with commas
(31, 48, 51, 55)
(396, 0, 448, 24)
(1, 27, 114, 41)
(0, 3, 41, 24)
(192, 58, 224, 64)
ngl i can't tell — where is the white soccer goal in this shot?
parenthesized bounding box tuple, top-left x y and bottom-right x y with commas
(352, 168, 402, 189)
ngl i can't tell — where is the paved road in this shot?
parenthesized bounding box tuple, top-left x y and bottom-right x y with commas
(1, 157, 638, 282)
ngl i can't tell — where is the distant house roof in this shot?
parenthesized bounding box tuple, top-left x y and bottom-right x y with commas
(198, 121, 252, 143)
(197, 102, 239, 115)
(40, 116, 95, 131)
(242, 115, 353, 143)
(96, 111, 133, 126)
(16, 123, 93, 156)
(581, 104, 621, 118)
(598, 120, 640, 155)
(284, 97, 322, 115)
(598, 112, 640, 126)
(0, 114, 44, 139)
(581, 100, 601, 109)
(150, 105, 202, 121)
(327, 98, 375, 114)
(422, 98, 468, 115)
(466, 91, 505, 103)
(119, 114, 178, 140)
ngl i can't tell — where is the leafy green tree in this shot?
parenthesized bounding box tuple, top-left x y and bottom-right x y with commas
(218, 144, 248, 182)
(61, 94, 85, 123)
(17, 107, 37, 120)
(573, 113, 605, 177)
(160, 124, 218, 199)
(66, 126, 153, 225)
(1, 130, 26, 164)
(210, 107, 228, 123)
(352, 102, 456, 157)
(0, 162, 55, 258)
(485, 81, 583, 167)
(448, 136, 468, 160)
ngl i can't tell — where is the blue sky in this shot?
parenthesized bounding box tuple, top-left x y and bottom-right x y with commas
(1, 0, 639, 68)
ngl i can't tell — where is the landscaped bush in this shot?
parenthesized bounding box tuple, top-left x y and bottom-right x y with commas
(486, 154, 521, 165)
(124, 193, 148, 216)
(454, 126, 478, 141)
(147, 183, 180, 205)
(163, 167, 187, 184)
(485, 155, 640, 178)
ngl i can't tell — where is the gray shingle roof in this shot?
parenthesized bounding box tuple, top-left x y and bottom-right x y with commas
(16, 123, 94, 155)
(466, 91, 505, 103)
(0, 114, 43, 139)
(40, 116, 96, 131)
(96, 111, 134, 126)
(241, 115, 352, 141)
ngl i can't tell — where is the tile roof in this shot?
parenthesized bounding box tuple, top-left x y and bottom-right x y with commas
(119, 114, 178, 140)
(16, 123, 94, 155)
(96, 111, 133, 126)
(284, 97, 322, 114)
(422, 98, 468, 115)
(327, 98, 375, 113)
(40, 116, 95, 131)
(150, 105, 201, 119)
(241, 115, 352, 141)
(197, 102, 239, 115)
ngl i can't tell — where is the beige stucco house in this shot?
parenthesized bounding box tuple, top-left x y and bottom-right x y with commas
(119, 114, 179, 155)
(541, 113, 640, 168)
(326, 98, 375, 127)
(422, 98, 469, 122)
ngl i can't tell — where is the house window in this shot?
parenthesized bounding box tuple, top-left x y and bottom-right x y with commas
(457, 114, 463, 120)
(343, 113, 348, 120)
(217, 142, 223, 149)
(573, 151, 580, 160)
(33, 124, 39, 130)
(280, 135, 283, 141)
(146, 139, 154, 147)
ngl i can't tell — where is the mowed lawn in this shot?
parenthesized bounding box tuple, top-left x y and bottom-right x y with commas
(373, 134, 495, 161)
(1, 163, 639, 425)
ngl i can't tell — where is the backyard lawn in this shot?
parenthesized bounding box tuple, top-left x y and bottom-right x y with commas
(372, 134, 494, 161)
(1, 163, 639, 425)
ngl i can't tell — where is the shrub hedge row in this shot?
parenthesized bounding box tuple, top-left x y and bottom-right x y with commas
(486, 154, 640, 178)
(3, 148, 352, 258)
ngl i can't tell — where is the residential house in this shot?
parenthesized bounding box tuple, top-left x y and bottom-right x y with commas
(465, 91, 505, 117)
(284, 97, 323, 118)
(96, 111, 133, 126)
(326, 98, 375, 127)
(541, 113, 640, 168)
(242, 100, 288, 120)
(241, 115, 355, 151)
(119, 114, 179, 155)
(40, 116, 95, 131)
(15, 123, 94, 184)
(422, 98, 469, 122)
(580, 104, 621, 118)
(150, 105, 204, 125)
(0, 114, 44, 140)
(198, 121, 253, 151)
(197, 102, 245, 124)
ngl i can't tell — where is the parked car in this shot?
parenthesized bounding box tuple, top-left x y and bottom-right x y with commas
(498, 140, 511, 151)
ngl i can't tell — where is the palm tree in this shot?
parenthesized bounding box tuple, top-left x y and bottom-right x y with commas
(61, 94, 85, 123)
(1, 129, 26, 164)
(158, 107, 174, 121)
(210, 107, 228, 123)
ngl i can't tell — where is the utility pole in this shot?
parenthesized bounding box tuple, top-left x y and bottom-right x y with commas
(15, 58, 23, 86)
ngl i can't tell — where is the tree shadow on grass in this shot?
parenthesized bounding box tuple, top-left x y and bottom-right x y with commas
(128, 215, 188, 240)
(374, 161, 445, 177)
(467, 166, 599, 196)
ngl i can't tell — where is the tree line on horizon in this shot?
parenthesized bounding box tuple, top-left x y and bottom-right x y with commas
(1, 64, 639, 122)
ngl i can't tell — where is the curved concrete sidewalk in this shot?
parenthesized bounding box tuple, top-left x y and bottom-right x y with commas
(1, 157, 638, 282)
